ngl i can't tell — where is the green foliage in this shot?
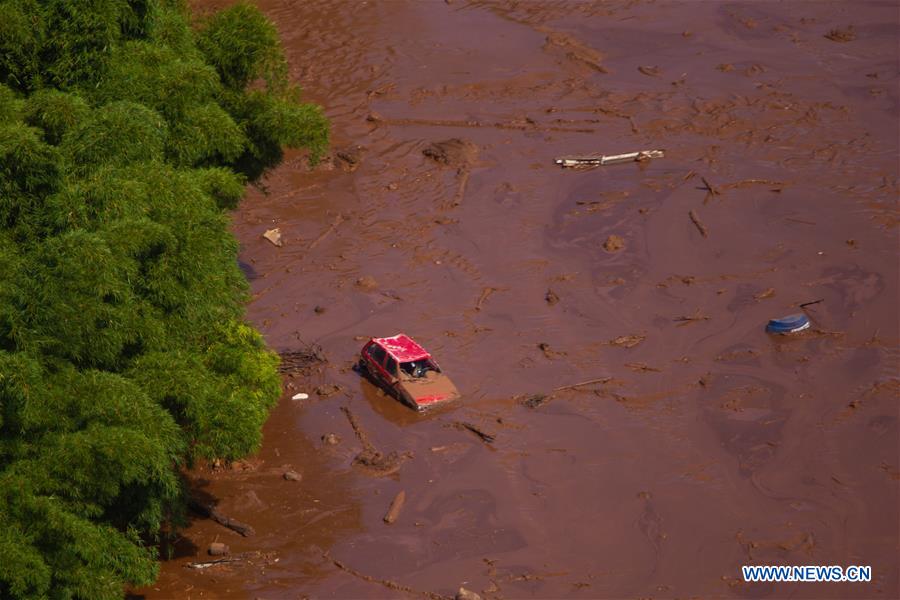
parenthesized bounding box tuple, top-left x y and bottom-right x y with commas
(0, 0, 45, 91)
(166, 101, 246, 166)
(0, 122, 61, 231)
(62, 101, 168, 175)
(128, 325, 280, 463)
(0, 0, 330, 597)
(38, 0, 126, 89)
(228, 87, 329, 179)
(0, 85, 23, 124)
(23, 88, 90, 145)
(195, 166, 246, 210)
(195, 1, 286, 91)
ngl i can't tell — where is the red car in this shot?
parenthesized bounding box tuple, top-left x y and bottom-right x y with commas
(358, 334, 460, 410)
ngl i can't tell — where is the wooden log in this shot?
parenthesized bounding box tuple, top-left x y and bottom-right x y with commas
(189, 498, 255, 537)
(383, 490, 406, 524)
(689, 209, 708, 237)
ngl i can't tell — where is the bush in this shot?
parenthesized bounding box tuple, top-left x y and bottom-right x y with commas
(0, 1, 329, 597)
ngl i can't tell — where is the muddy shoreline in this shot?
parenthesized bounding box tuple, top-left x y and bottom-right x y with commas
(138, 1, 898, 598)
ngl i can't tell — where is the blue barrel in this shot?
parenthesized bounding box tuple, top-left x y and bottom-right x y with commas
(766, 313, 810, 334)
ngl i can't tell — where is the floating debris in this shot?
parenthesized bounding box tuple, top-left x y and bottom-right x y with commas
(449, 421, 495, 444)
(262, 228, 283, 247)
(688, 209, 708, 237)
(766, 313, 810, 334)
(555, 149, 664, 168)
(383, 490, 406, 524)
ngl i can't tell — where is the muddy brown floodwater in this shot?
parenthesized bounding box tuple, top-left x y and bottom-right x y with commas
(138, 1, 899, 598)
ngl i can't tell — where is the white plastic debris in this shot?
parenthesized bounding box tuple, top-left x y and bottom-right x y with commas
(291, 392, 309, 401)
(263, 227, 283, 246)
(555, 149, 665, 168)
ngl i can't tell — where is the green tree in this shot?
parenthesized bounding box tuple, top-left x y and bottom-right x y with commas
(0, 0, 328, 597)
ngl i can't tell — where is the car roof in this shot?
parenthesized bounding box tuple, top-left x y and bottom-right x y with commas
(372, 333, 431, 362)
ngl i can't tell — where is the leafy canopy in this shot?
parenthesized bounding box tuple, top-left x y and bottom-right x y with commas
(0, 0, 328, 597)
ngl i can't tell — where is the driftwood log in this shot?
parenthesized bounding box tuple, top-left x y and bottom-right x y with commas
(189, 498, 255, 537)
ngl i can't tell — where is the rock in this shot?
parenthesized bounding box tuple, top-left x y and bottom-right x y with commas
(314, 305, 326, 314)
(355, 275, 378, 291)
(603, 234, 625, 252)
(456, 588, 482, 600)
(283, 470, 302, 482)
(263, 228, 283, 247)
(545, 289, 559, 306)
(322, 433, 340, 446)
(208, 542, 229, 556)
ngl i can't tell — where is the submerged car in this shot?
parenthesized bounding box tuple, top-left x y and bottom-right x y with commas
(358, 334, 460, 410)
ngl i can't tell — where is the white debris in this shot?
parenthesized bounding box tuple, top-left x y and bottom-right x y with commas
(555, 149, 665, 168)
(263, 228, 283, 246)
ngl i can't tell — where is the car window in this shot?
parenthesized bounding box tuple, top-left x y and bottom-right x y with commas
(367, 344, 387, 366)
(384, 357, 398, 377)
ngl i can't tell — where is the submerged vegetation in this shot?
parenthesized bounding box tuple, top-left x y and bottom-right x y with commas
(0, 1, 328, 597)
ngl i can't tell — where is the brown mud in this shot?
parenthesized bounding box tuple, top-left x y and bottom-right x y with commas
(139, 1, 898, 598)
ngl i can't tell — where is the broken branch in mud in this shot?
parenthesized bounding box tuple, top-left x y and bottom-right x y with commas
(341, 406, 411, 476)
(277, 344, 326, 375)
(699, 176, 721, 202)
(326, 553, 450, 600)
(340, 405, 374, 451)
(189, 498, 255, 537)
(722, 178, 785, 190)
(184, 551, 276, 570)
(689, 209, 709, 237)
(553, 377, 613, 392)
(185, 556, 243, 570)
(383, 490, 406, 524)
(798, 298, 824, 308)
(449, 421, 495, 444)
(308, 213, 345, 250)
(673, 310, 711, 324)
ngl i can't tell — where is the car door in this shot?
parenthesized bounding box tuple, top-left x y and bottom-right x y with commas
(383, 356, 400, 388)
(365, 343, 389, 384)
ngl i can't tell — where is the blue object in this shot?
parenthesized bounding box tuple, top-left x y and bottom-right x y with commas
(766, 313, 810, 334)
